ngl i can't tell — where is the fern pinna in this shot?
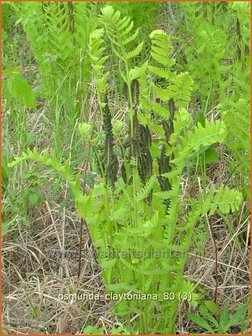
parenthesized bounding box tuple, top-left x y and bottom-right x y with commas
(9, 6, 243, 334)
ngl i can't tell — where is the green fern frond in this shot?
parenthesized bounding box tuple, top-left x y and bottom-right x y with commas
(202, 184, 243, 215)
(149, 30, 193, 117)
(136, 175, 156, 202)
(169, 108, 193, 145)
(172, 119, 227, 164)
(101, 6, 142, 65)
(171, 72, 194, 108)
(89, 28, 109, 107)
(149, 30, 175, 69)
(8, 148, 91, 219)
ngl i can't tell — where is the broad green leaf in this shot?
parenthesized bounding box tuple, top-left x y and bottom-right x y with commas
(199, 305, 219, 328)
(204, 300, 220, 314)
(204, 147, 219, 164)
(185, 312, 214, 333)
(83, 325, 104, 335)
(29, 190, 42, 206)
(225, 305, 248, 331)
(7, 73, 36, 109)
(219, 304, 229, 332)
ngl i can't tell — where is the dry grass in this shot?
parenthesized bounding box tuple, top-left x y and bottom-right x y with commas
(2, 201, 114, 334)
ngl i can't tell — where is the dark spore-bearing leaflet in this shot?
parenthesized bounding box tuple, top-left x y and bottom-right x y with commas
(102, 97, 119, 187)
(131, 79, 153, 203)
(157, 98, 175, 208)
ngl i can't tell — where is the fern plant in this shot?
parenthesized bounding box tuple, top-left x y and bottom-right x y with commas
(9, 121, 242, 333)
(12, 2, 96, 119)
(9, 6, 244, 334)
(218, 2, 250, 200)
(176, 2, 250, 200)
